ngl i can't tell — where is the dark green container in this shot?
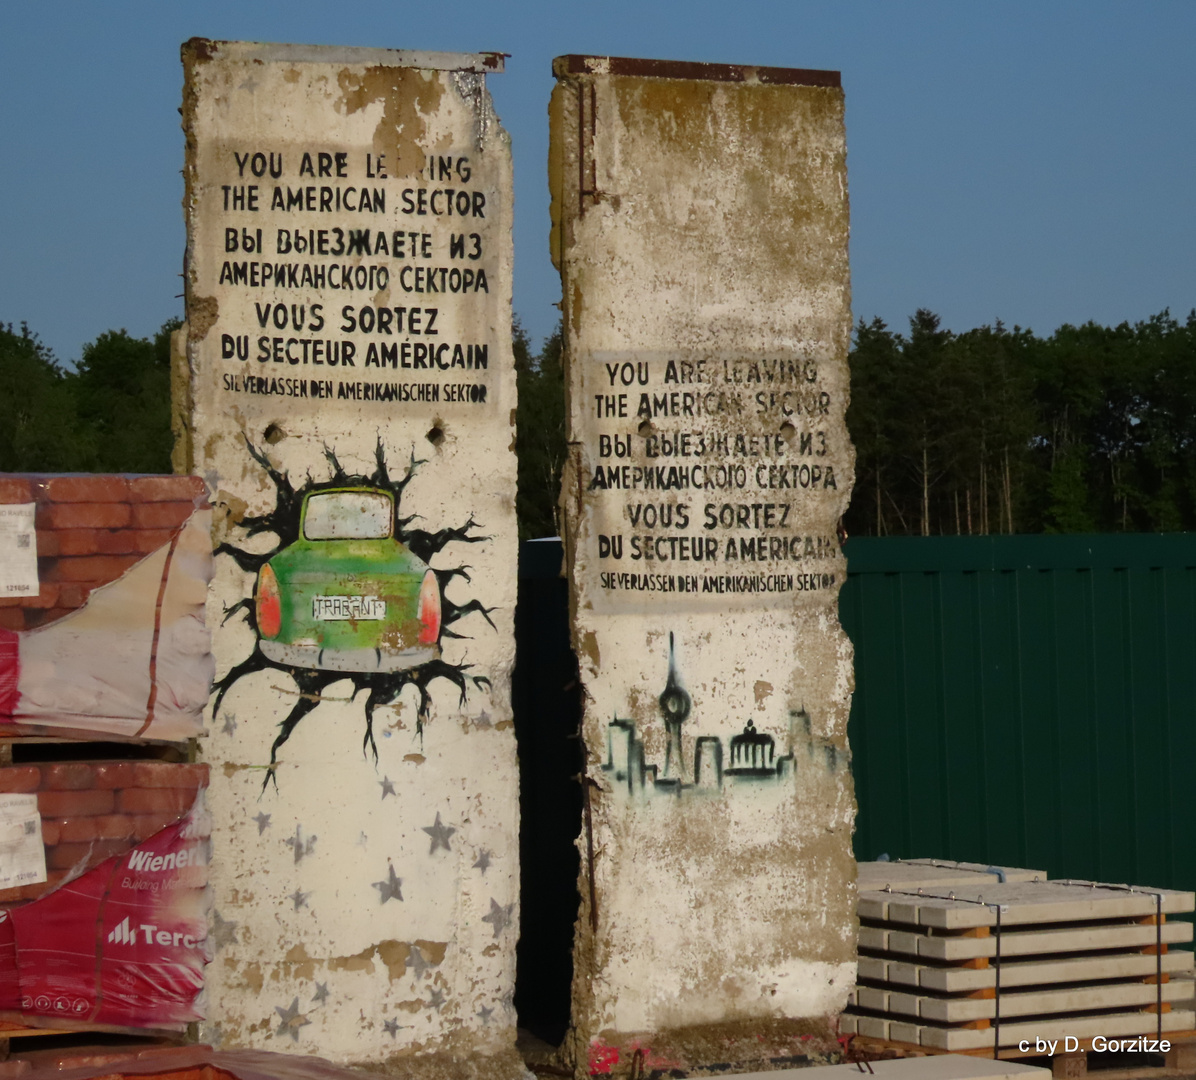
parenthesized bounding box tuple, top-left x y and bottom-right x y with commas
(840, 534, 1196, 892)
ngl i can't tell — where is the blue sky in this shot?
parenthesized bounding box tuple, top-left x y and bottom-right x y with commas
(1, 1, 1193, 363)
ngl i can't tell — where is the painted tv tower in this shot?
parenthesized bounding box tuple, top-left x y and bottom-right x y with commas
(658, 632, 692, 780)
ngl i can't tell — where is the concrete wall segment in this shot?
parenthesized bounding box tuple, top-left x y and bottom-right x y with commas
(181, 42, 520, 1073)
(551, 57, 857, 1071)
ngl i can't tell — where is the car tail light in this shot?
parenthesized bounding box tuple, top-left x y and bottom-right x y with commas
(418, 570, 441, 645)
(257, 564, 282, 639)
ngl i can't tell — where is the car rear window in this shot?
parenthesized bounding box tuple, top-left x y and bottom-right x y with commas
(303, 491, 393, 540)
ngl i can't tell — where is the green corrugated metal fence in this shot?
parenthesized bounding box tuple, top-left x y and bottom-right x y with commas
(841, 534, 1196, 892)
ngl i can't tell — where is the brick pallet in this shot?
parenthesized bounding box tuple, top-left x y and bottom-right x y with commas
(845, 862, 1195, 1057)
(0, 472, 211, 744)
(0, 740, 206, 1045)
(0, 754, 207, 907)
(0, 474, 206, 635)
(846, 1033, 1196, 1080)
(0, 473, 211, 1045)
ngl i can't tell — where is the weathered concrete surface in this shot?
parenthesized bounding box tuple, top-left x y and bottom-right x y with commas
(550, 55, 856, 1072)
(181, 41, 519, 1073)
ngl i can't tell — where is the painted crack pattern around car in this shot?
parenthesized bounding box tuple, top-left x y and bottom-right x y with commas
(211, 437, 495, 787)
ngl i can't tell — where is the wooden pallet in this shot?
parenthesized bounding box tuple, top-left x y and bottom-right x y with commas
(0, 733, 187, 763)
(848, 1031, 1196, 1078)
(845, 1007, 1196, 1052)
(0, 1012, 186, 1038)
(0, 1015, 186, 1066)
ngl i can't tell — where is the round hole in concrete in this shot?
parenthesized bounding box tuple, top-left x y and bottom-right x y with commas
(263, 423, 286, 444)
(426, 425, 445, 447)
(637, 420, 653, 438)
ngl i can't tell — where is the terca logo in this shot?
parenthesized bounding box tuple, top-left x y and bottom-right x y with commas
(107, 917, 136, 945)
(106, 916, 199, 949)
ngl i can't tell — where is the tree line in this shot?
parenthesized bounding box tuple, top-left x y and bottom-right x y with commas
(6, 308, 1195, 539)
(0, 320, 176, 475)
(0, 315, 569, 540)
(846, 308, 1196, 537)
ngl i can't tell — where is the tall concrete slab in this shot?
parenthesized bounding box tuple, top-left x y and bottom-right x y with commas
(549, 55, 856, 1071)
(181, 41, 520, 1075)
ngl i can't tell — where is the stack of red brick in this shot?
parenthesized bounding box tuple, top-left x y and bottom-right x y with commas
(0, 475, 209, 632)
(0, 761, 208, 905)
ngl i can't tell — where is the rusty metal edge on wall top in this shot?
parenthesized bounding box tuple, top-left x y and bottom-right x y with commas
(182, 37, 506, 72)
(552, 53, 840, 87)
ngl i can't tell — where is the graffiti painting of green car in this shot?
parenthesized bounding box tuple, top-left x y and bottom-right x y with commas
(254, 487, 441, 672)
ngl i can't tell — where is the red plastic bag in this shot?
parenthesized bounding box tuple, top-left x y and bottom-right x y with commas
(0, 909, 20, 1010)
(0, 629, 17, 718)
(10, 802, 209, 1027)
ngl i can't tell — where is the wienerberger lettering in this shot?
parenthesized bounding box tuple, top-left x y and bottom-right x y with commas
(126, 846, 205, 873)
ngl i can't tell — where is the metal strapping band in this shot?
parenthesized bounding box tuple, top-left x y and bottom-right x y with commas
(1051, 880, 1166, 1043)
(881, 886, 1005, 1055)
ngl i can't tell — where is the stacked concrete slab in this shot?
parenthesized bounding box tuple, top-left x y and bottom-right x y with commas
(845, 861, 1195, 1052)
(857, 860, 1047, 892)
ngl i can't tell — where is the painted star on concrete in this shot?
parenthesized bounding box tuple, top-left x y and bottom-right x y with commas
(373, 864, 404, 904)
(407, 944, 433, 979)
(378, 776, 396, 800)
(472, 850, 492, 874)
(473, 709, 493, 729)
(476, 1004, 495, 1025)
(426, 988, 446, 1011)
(285, 824, 317, 864)
(481, 898, 514, 939)
(289, 888, 310, 911)
(210, 910, 238, 951)
(422, 812, 456, 854)
(221, 714, 238, 736)
(383, 1017, 406, 1038)
(239, 75, 259, 94)
(311, 982, 329, 1005)
(356, 831, 369, 848)
(274, 997, 311, 1041)
(253, 811, 272, 835)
